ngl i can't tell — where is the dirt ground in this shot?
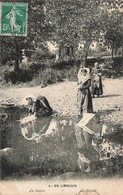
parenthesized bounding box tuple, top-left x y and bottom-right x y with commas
(0, 78, 123, 125)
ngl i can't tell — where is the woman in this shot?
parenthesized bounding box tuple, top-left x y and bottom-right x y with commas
(91, 62, 103, 98)
(22, 95, 53, 117)
(77, 68, 93, 116)
(6, 5, 23, 32)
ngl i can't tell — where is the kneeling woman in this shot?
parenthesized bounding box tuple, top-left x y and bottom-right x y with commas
(22, 95, 53, 117)
(77, 68, 93, 116)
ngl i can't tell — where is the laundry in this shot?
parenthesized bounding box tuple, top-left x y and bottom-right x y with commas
(76, 113, 105, 137)
(77, 152, 91, 172)
(20, 115, 36, 124)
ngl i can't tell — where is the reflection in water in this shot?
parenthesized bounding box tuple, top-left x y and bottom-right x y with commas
(20, 116, 58, 142)
(75, 124, 99, 173)
(77, 152, 91, 173)
(75, 113, 123, 174)
(0, 107, 123, 179)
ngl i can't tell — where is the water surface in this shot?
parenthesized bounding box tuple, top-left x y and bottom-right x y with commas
(0, 106, 123, 180)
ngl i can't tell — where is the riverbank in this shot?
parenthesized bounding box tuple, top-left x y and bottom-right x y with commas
(0, 78, 123, 125)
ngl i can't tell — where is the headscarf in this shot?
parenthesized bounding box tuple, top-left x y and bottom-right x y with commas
(21, 94, 37, 106)
(78, 68, 90, 84)
(94, 62, 98, 67)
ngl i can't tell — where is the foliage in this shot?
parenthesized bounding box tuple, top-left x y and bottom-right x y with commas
(3, 68, 33, 84)
(1, 0, 123, 85)
(45, 0, 122, 66)
(104, 7, 123, 58)
(3, 56, 123, 86)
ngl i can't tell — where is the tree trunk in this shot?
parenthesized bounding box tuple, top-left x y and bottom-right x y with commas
(59, 45, 61, 59)
(122, 45, 123, 57)
(80, 38, 91, 68)
(14, 42, 20, 72)
(71, 46, 76, 60)
(19, 50, 23, 63)
(111, 43, 114, 59)
(59, 43, 64, 61)
(122, 45, 123, 65)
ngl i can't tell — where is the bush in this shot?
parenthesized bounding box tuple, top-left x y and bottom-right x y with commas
(102, 57, 123, 77)
(2, 56, 122, 86)
(54, 60, 76, 69)
(4, 69, 33, 84)
(3, 60, 46, 84)
(2, 57, 80, 85)
(112, 57, 122, 75)
(27, 68, 65, 87)
(39, 68, 64, 84)
(3, 59, 79, 86)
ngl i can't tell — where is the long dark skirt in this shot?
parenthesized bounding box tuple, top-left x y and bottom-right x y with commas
(77, 88, 93, 115)
(91, 75, 103, 96)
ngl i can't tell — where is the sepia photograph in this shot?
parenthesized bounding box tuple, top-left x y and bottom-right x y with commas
(0, 0, 123, 194)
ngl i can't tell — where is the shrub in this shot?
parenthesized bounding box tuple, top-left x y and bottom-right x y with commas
(39, 68, 64, 85)
(27, 68, 65, 87)
(54, 60, 75, 69)
(4, 69, 33, 84)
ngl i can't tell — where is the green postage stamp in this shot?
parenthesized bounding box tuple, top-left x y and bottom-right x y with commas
(0, 2, 28, 36)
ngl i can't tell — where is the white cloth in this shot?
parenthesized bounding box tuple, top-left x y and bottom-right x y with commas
(78, 68, 90, 84)
(76, 113, 96, 135)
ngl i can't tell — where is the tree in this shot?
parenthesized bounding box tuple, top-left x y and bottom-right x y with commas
(104, 9, 123, 59)
(1, 0, 122, 72)
(45, 0, 122, 67)
(45, 0, 101, 66)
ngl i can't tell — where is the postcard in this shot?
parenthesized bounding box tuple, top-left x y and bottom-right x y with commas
(0, 0, 123, 194)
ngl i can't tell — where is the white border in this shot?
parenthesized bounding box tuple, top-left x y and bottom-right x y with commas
(0, 2, 2, 34)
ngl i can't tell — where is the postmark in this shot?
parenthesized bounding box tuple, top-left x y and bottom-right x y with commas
(0, 2, 28, 36)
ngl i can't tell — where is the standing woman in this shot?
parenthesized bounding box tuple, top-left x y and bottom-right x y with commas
(77, 68, 93, 116)
(91, 62, 103, 98)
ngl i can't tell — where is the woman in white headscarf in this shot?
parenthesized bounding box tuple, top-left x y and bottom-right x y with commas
(77, 68, 93, 116)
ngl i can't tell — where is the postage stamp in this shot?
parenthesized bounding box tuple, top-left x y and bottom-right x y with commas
(0, 2, 28, 36)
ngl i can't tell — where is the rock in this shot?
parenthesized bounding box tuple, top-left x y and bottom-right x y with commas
(0, 147, 13, 157)
(40, 83, 47, 88)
